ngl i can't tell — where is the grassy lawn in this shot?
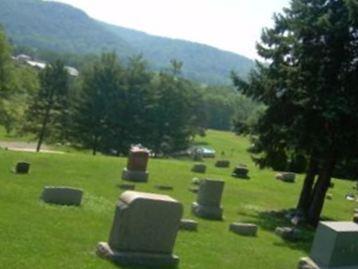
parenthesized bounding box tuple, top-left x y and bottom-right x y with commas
(0, 130, 356, 269)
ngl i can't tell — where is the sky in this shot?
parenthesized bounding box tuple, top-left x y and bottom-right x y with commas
(53, 0, 290, 59)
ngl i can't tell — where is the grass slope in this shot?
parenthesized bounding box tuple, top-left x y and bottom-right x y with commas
(0, 130, 356, 269)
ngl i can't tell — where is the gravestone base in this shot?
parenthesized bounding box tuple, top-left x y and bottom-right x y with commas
(97, 242, 179, 267)
(298, 257, 358, 269)
(191, 202, 223, 220)
(122, 168, 148, 182)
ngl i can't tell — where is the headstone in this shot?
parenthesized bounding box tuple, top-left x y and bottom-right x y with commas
(353, 214, 358, 224)
(191, 179, 224, 220)
(155, 185, 174, 191)
(354, 208, 358, 214)
(276, 172, 296, 183)
(191, 163, 206, 173)
(232, 164, 249, 178)
(122, 146, 149, 182)
(97, 191, 183, 267)
(179, 219, 198, 231)
(15, 162, 30, 174)
(298, 222, 358, 269)
(118, 184, 135, 190)
(275, 226, 302, 241)
(229, 223, 258, 236)
(41, 186, 83, 206)
(215, 160, 230, 168)
(326, 193, 333, 200)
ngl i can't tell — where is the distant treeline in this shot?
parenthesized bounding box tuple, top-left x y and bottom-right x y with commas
(0, 28, 260, 156)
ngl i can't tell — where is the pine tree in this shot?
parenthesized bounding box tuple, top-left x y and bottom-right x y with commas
(72, 53, 125, 155)
(233, 0, 358, 226)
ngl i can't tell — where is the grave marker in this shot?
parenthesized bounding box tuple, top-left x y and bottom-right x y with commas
(298, 221, 358, 269)
(215, 160, 230, 168)
(122, 146, 149, 182)
(192, 179, 224, 220)
(191, 163, 206, 173)
(41, 186, 83, 206)
(97, 191, 183, 267)
(180, 219, 198, 231)
(232, 165, 249, 178)
(15, 162, 30, 174)
(230, 223, 258, 236)
(276, 172, 296, 183)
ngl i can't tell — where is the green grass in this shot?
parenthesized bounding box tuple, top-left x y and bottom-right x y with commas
(0, 129, 356, 269)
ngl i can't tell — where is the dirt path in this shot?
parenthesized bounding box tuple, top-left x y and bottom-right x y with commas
(0, 141, 64, 154)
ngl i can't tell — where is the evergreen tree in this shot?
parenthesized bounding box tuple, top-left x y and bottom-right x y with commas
(72, 53, 125, 155)
(111, 55, 153, 153)
(233, 0, 358, 225)
(148, 63, 199, 155)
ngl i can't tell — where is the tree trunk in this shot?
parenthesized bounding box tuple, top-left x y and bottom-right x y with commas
(92, 135, 98, 156)
(297, 155, 318, 215)
(307, 155, 336, 226)
(36, 106, 51, 152)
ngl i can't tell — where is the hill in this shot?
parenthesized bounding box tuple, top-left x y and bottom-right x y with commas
(0, 130, 356, 269)
(0, 0, 255, 84)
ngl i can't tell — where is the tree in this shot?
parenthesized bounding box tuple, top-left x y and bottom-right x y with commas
(0, 28, 40, 135)
(72, 56, 204, 156)
(0, 26, 12, 99)
(1, 65, 39, 134)
(72, 53, 125, 155)
(147, 62, 200, 155)
(26, 60, 69, 152)
(109, 55, 153, 154)
(233, 0, 358, 226)
(0, 26, 16, 129)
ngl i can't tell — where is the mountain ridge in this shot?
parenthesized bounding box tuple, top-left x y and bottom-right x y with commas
(0, 0, 255, 84)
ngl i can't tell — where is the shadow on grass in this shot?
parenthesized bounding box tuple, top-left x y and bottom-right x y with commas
(191, 141, 210, 146)
(111, 261, 178, 269)
(231, 175, 251, 180)
(239, 209, 319, 253)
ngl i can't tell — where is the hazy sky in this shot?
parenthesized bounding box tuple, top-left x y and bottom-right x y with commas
(53, 0, 290, 59)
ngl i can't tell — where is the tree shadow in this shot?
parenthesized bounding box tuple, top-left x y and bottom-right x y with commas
(191, 141, 210, 146)
(110, 261, 178, 269)
(239, 209, 316, 253)
(231, 174, 251, 180)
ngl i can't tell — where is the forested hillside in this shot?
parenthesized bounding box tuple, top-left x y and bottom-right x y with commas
(0, 0, 254, 84)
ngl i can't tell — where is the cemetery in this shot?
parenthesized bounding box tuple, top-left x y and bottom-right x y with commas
(0, 130, 357, 269)
(0, 0, 356, 267)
